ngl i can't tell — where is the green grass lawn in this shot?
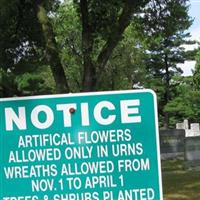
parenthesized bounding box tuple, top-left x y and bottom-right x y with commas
(162, 160, 200, 200)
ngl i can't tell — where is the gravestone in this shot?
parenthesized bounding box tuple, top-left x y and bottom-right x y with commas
(185, 136, 200, 169)
(176, 120, 200, 137)
(176, 123, 184, 130)
(190, 123, 200, 131)
(183, 119, 189, 130)
(160, 129, 185, 160)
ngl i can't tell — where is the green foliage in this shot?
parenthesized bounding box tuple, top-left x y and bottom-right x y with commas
(0, 69, 18, 97)
(0, 0, 199, 128)
(53, 3, 148, 91)
(97, 24, 147, 90)
(84, 0, 123, 39)
(53, 3, 82, 92)
(193, 49, 200, 88)
(16, 72, 53, 96)
(164, 76, 200, 127)
(0, 0, 45, 70)
(136, 0, 193, 127)
(73, 0, 150, 40)
(162, 160, 200, 199)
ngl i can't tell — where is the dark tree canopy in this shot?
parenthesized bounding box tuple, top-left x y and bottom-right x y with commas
(0, 0, 197, 128)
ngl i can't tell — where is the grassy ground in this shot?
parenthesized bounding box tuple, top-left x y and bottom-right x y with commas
(162, 160, 200, 200)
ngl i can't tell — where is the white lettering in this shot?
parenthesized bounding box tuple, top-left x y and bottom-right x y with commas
(5, 107, 26, 131)
(94, 101, 116, 125)
(56, 104, 77, 127)
(31, 105, 54, 129)
(81, 103, 90, 126)
(4, 100, 142, 131)
(120, 100, 141, 123)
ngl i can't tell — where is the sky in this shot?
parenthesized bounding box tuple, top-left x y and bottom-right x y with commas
(179, 0, 200, 76)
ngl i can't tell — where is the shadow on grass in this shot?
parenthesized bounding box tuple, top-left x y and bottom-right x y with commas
(162, 160, 200, 200)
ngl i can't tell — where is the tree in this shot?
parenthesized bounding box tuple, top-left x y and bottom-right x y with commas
(137, 0, 192, 128)
(0, 0, 193, 99)
(97, 24, 147, 91)
(1, 0, 153, 94)
(36, 0, 69, 93)
(0, 69, 18, 97)
(193, 49, 200, 88)
(53, 5, 147, 92)
(76, 0, 152, 91)
(0, 0, 69, 94)
(165, 76, 200, 127)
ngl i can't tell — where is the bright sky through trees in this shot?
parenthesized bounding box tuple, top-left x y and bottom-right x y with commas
(180, 0, 200, 76)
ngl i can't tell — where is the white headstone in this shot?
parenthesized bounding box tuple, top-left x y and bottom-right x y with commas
(190, 123, 200, 131)
(185, 130, 194, 137)
(176, 123, 184, 129)
(184, 119, 189, 130)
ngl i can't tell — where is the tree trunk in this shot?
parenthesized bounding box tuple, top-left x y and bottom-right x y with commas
(80, 0, 137, 92)
(36, 2, 69, 93)
(80, 0, 96, 92)
(164, 54, 170, 129)
(163, 112, 169, 130)
(82, 59, 96, 92)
